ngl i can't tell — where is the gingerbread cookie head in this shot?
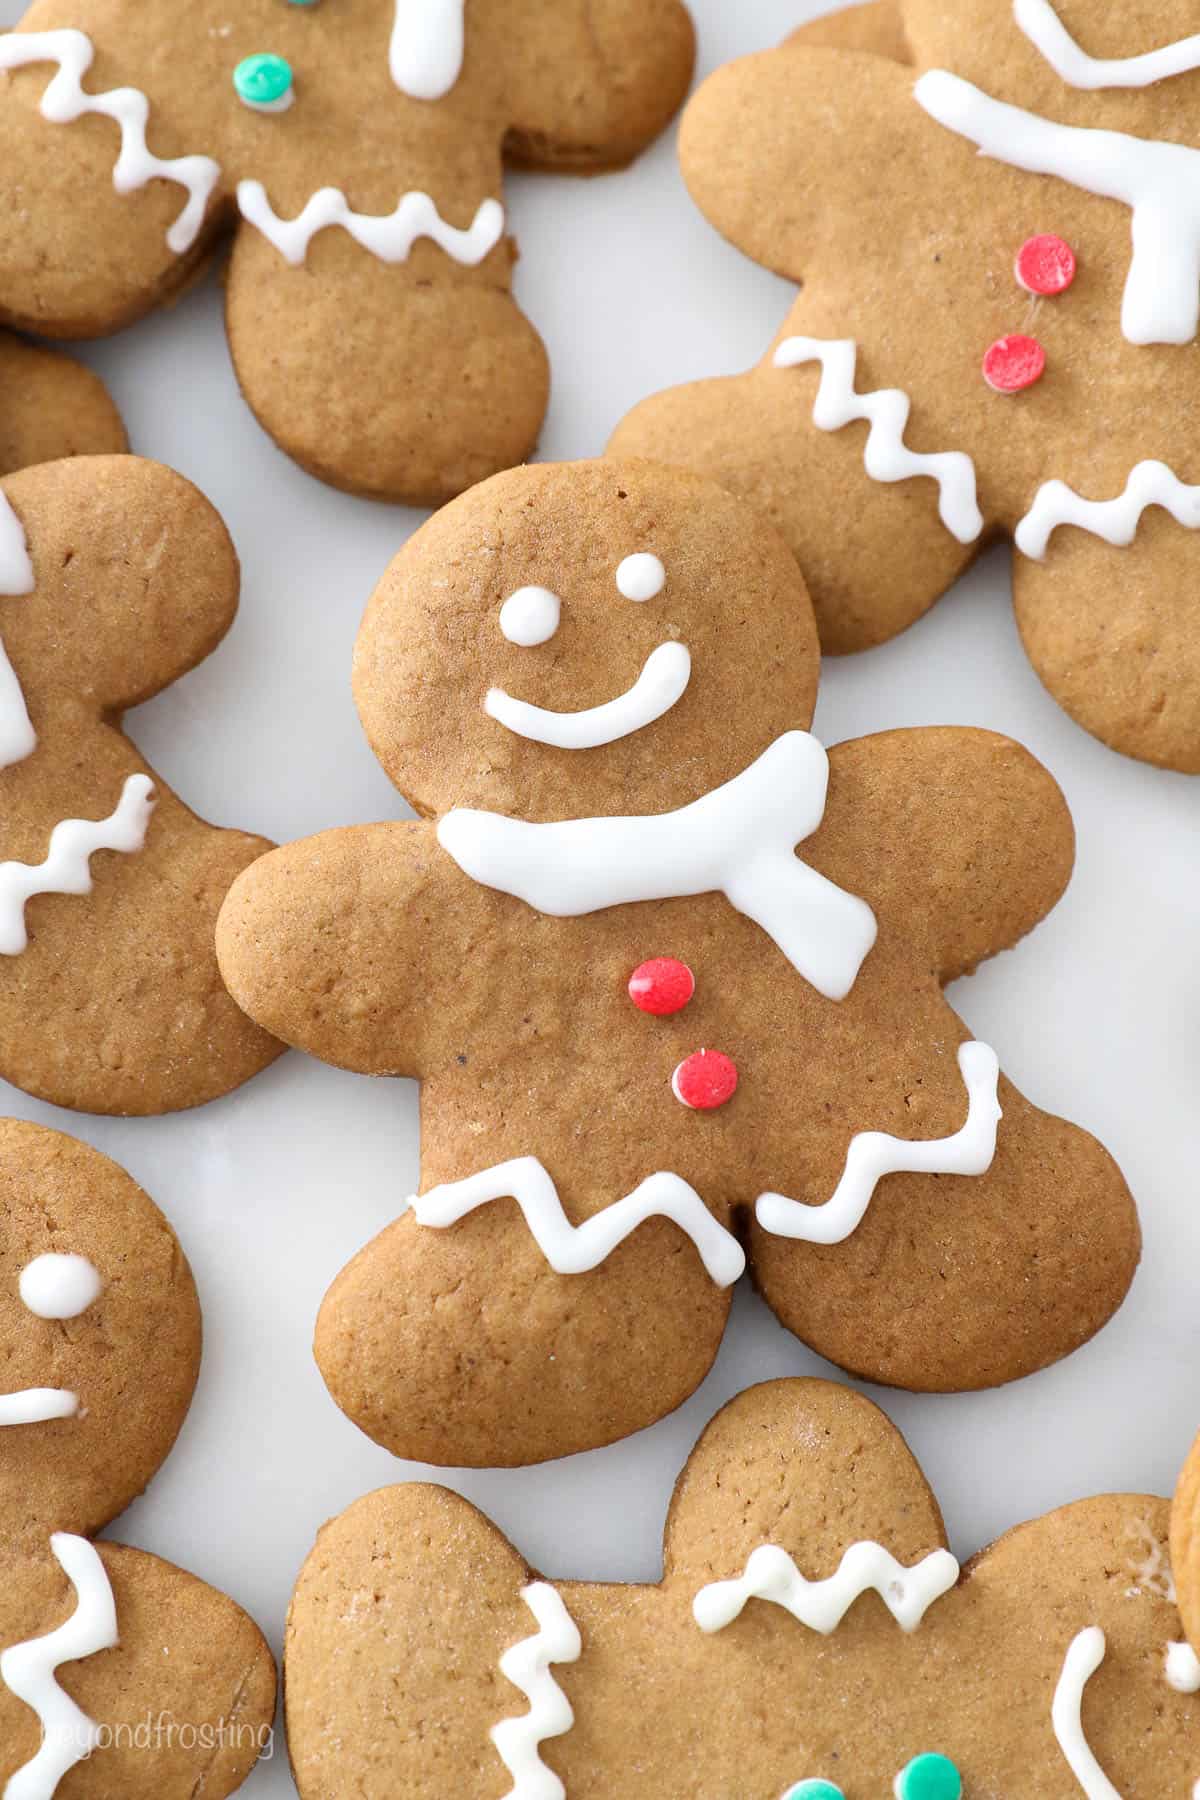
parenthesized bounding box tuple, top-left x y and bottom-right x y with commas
(0, 453, 281, 1113)
(286, 1378, 1199, 1796)
(0, 332, 126, 478)
(218, 458, 1138, 1467)
(0, 0, 693, 504)
(0, 1118, 200, 1550)
(612, 0, 1200, 771)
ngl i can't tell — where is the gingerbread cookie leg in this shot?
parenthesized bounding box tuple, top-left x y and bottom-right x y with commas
(0, 332, 126, 476)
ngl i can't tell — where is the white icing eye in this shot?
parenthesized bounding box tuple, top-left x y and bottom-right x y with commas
(499, 586, 561, 647)
(19, 1253, 103, 1321)
(616, 553, 666, 602)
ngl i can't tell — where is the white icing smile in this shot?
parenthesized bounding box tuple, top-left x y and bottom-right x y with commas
(486, 642, 692, 749)
(0, 1388, 79, 1427)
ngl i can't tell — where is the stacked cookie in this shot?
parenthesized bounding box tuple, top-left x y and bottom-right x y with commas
(0, 1, 1198, 1796)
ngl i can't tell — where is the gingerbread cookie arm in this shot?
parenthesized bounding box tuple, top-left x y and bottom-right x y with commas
(808, 728, 1076, 981)
(0, 1540, 276, 1798)
(785, 1, 912, 63)
(1014, 529, 1200, 773)
(1172, 1435, 1200, 1657)
(216, 820, 483, 1078)
(0, 334, 126, 477)
(495, 0, 695, 172)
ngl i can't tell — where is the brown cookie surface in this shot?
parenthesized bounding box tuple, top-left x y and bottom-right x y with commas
(285, 1377, 1198, 1796)
(611, 0, 1200, 771)
(0, 330, 126, 477)
(1171, 1431, 1200, 1658)
(0, 454, 281, 1113)
(0, 0, 694, 503)
(0, 1117, 275, 1796)
(217, 459, 1139, 1466)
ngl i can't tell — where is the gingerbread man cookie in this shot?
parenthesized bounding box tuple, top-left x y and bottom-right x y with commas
(612, 0, 1200, 772)
(0, 0, 693, 503)
(0, 454, 280, 1113)
(0, 1117, 275, 1796)
(285, 1377, 1199, 1796)
(0, 331, 125, 478)
(216, 459, 1139, 1466)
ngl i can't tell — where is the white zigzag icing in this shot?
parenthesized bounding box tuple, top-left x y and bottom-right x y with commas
(1015, 0, 1200, 91)
(0, 29, 220, 253)
(236, 182, 504, 268)
(773, 337, 984, 544)
(0, 773, 156, 956)
(409, 1157, 746, 1286)
(755, 1041, 1002, 1245)
(1052, 1628, 1122, 1800)
(491, 1583, 581, 1800)
(1, 1533, 119, 1800)
(693, 1541, 960, 1636)
(1015, 461, 1200, 559)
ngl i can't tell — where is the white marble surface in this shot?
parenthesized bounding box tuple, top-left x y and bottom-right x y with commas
(1, 0, 1197, 1790)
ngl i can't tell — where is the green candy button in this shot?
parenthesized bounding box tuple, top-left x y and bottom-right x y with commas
(895, 1752, 963, 1800)
(233, 52, 294, 110)
(782, 1784, 845, 1800)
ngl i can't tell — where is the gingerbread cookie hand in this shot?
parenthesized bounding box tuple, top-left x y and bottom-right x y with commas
(0, 1119, 275, 1796)
(0, 332, 126, 478)
(613, 0, 1200, 770)
(0, 0, 693, 504)
(218, 459, 1138, 1465)
(285, 1378, 1198, 1797)
(0, 454, 281, 1114)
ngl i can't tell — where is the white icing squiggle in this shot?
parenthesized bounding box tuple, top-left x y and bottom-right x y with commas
(1016, 461, 1200, 558)
(0, 773, 156, 956)
(756, 1042, 1002, 1245)
(438, 733, 878, 1003)
(1015, 0, 1200, 92)
(236, 182, 504, 268)
(0, 30, 220, 254)
(693, 1541, 960, 1636)
(491, 1582, 581, 1800)
(0, 491, 36, 772)
(773, 337, 983, 544)
(1, 1533, 119, 1800)
(1167, 1641, 1200, 1694)
(410, 1156, 746, 1286)
(0, 1390, 78, 1428)
(391, 0, 466, 102)
(485, 643, 692, 749)
(1052, 1628, 1122, 1799)
(915, 69, 1200, 346)
(0, 492, 34, 598)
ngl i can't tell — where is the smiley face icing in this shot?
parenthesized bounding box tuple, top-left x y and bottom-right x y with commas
(216, 459, 1139, 1467)
(0, 1118, 275, 1797)
(0, 455, 282, 1114)
(283, 1378, 1200, 1797)
(612, 0, 1200, 772)
(0, 0, 694, 505)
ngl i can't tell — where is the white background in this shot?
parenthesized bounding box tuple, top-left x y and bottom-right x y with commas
(2, 0, 1199, 1789)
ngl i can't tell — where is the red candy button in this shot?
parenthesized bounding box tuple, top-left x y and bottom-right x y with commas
(629, 957, 695, 1016)
(672, 1049, 738, 1111)
(1016, 233, 1077, 297)
(983, 334, 1046, 394)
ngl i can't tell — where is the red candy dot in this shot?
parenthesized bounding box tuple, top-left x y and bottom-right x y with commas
(983, 334, 1046, 394)
(628, 957, 695, 1016)
(672, 1049, 738, 1111)
(1016, 233, 1077, 297)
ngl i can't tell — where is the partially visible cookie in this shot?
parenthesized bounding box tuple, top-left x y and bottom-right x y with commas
(1170, 1430, 1200, 1661)
(0, 1117, 276, 1796)
(285, 1377, 1197, 1796)
(0, 330, 127, 477)
(0, 454, 282, 1113)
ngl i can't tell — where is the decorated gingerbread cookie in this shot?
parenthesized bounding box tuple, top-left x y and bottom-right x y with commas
(0, 454, 280, 1113)
(0, 1117, 275, 1795)
(216, 458, 1139, 1467)
(612, 0, 1200, 772)
(0, 0, 694, 504)
(0, 330, 126, 477)
(285, 1376, 1198, 1795)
